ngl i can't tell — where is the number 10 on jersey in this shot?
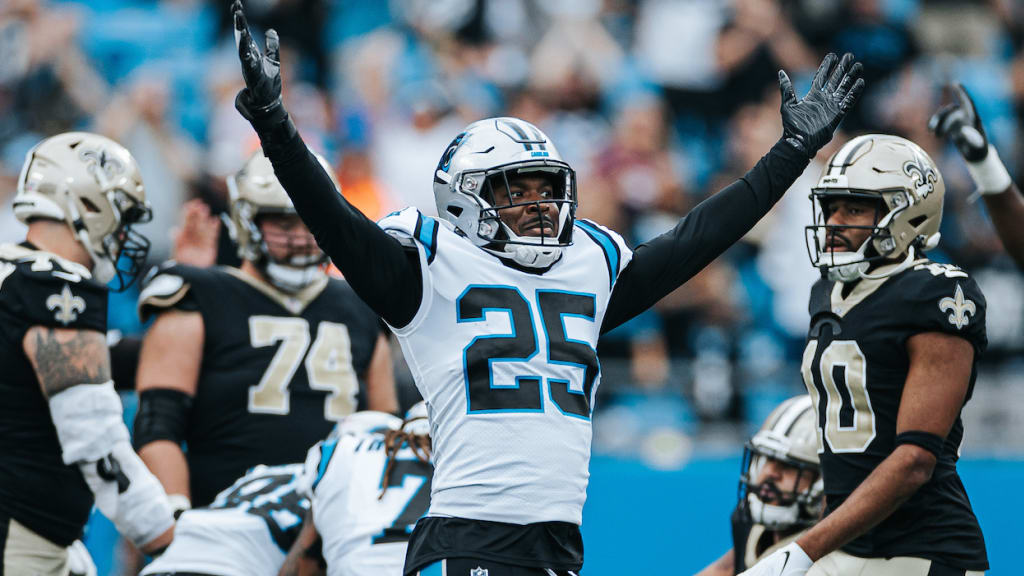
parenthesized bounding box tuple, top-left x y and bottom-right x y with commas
(457, 286, 600, 419)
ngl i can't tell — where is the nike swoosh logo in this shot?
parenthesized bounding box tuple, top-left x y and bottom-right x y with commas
(780, 551, 790, 572)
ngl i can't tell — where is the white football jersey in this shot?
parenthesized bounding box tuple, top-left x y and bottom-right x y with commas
(378, 208, 632, 525)
(302, 416, 433, 576)
(141, 464, 307, 576)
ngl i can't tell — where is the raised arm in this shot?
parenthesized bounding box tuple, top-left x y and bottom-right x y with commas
(930, 82, 1024, 269)
(231, 0, 421, 327)
(603, 53, 864, 332)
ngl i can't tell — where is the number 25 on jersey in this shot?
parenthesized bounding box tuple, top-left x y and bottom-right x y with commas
(457, 286, 599, 419)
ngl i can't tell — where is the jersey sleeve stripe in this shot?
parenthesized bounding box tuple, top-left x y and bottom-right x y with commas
(414, 213, 439, 264)
(575, 220, 620, 289)
(312, 438, 338, 491)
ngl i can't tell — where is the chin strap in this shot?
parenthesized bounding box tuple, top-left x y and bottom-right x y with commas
(507, 244, 563, 269)
(858, 243, 922, 280)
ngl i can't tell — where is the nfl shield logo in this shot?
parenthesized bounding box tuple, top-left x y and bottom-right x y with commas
(470, 568, 489, 576)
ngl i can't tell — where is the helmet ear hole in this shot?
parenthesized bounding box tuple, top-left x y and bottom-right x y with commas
(447, 206, 464, 218)
(80, 197, 101, 213)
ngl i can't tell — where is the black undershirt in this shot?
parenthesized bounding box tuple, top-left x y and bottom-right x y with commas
(258, 119, 809, 332)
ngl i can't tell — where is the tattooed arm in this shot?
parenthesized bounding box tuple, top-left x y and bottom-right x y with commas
(23, 325, 176, 554)
(23, 326, 112, 397)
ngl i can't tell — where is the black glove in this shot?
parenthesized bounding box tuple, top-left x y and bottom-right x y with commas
(928, 83, 988, 163)
(232, 0, 287, 133)
(778, 53, 865, 158)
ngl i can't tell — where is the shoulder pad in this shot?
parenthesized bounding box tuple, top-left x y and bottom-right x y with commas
(380, 208, 438, 264)
(137, 261, 201, 322)
(575, 219, 632, 289)
(386, 230, 420, 251)
(0, 244, 107, 332)
(902, 261, 987, 352)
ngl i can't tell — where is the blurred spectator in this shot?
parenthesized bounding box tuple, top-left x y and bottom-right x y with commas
(0, 0, 107, 145)
(830, 0, 920, 131)
(95, 70, 202, 263)
(715, 0, 817, 117)
(634, 0, 726, 116)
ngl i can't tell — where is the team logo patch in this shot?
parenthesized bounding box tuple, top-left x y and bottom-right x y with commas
(939, 283, 976, 330)
(47, 284, 86, 325)
(470, 567, 489, 576)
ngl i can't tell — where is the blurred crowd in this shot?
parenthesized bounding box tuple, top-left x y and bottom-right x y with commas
(1, 0, 1022, 439)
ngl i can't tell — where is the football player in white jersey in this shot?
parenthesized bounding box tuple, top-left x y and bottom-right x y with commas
(281, 405, 433, 576)
(141, 463, 309, 576)
(231, 2, 865, 573)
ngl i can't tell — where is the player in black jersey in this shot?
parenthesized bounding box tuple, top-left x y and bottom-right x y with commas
(0, 132, 175, 573)
(699, 396, 822, 576)
(133, 150, 397, 512)
(741, 135, 988, 576)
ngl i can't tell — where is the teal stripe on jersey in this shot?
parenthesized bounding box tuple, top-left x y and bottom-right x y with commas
(313, 438, 338, 491)
(575, 220, 620, 289)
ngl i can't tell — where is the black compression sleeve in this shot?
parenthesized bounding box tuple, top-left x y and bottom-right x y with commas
(133, 388, 193, 449)
(254, 115, 422, 328)
(601, 139, 809, 333)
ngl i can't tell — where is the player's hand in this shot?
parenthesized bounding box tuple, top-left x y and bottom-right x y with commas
(779, 52, 864, 158)
(929, 82, 1012, 197)
(171, 199, 219, 268)
(737, 542, 813, 576)
(232, 0, 284, 125)
(929, 83, 988, 162)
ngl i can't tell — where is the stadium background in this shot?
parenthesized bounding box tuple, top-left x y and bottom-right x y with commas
(1, 0, 1021, 573)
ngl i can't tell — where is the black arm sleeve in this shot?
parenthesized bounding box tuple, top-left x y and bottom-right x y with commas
(601, 139, 809, 333)
(255, 117, 422, 328)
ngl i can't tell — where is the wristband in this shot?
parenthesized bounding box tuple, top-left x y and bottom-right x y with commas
(966, 145, 1012, 200)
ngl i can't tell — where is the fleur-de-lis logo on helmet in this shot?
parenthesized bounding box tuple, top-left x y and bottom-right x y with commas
(79, 148, 126, 183)
(902, 157, 938, 199)
(939, 283, 976, 330)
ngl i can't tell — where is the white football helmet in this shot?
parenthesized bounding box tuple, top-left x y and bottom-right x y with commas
(331, 410, 402, 439)
(433, 117, 577, 268)
(739, 395, 823, 530)
(226, 150, 335, 293)
(806, 134, 944, 282)
(13, 132, 153, 289)
(402, 400, 430, 437)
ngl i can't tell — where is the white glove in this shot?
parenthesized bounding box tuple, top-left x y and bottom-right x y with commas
(738, 542, 813, 576)
(67, 539, 97, 576)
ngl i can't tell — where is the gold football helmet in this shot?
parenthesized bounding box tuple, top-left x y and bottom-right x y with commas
(226, 150, 335, 292)
(806, 134, 944, 281)
(13, 132, 152, 289)
(739, 395, 822, 530)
